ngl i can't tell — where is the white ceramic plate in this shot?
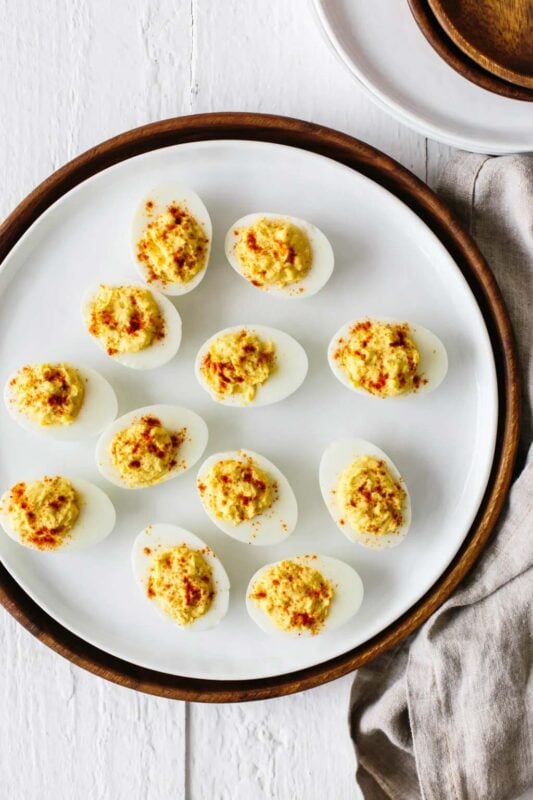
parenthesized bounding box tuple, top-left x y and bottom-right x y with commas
(0, 140, 497, 680)
(313, 0, 533, 154)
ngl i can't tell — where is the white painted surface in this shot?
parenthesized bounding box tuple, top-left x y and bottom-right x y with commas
(0, 1, 463, 797)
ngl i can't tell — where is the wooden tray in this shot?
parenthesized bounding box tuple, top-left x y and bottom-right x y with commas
(409, 0, 533, 101)
(429, 0, 533, 89)
(0, 113, 520, 702)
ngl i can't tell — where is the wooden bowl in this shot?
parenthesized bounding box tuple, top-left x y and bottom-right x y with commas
(408, 0, 533, 101)
(429, 0, 533, 89)
(0, 113, 520, 702)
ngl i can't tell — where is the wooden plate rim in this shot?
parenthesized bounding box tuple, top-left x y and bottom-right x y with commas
(408, 0, 533, 101)
(0, 112, 520, 702)
(427, 0, 533, 89)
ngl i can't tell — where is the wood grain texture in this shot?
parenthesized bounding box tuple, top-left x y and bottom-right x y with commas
(429, 0, 533, 87)
(409, 0, 533, 100)
(0, 2, 516, 798)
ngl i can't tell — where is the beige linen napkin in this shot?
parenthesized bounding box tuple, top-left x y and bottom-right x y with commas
(350, 155, 533, 800)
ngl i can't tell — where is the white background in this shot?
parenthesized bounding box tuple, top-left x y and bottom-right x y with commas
(0, 2, 463, 798)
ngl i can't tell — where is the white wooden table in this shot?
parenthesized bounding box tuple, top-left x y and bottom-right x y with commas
(0, 2, 455, 797)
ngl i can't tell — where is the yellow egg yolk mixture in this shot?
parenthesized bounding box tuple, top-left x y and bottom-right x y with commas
(234, 217, 312, 288)
(334, 320, 422, 397)
(110, 415, 185, 487)
(87, 284, 165, 356)
(136, 202, 208, 287)
(3, 476, 80, 550)
(250, 559, 334, 635)
(147, 544, 214, 625)
(198, 457, 277, 525)
(200, 329, 276, 404)
(337, 455, 406, 535)
(10, 363, 85, 426)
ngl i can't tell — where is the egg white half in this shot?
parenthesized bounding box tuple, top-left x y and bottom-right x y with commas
(96, 404, 208, 490)
(225, 212, 334, 299)
(196, 449, 297, 545)
(132, 183, 212, 296)
(246, 554, 364, 637)
(81, 283, 182, 370)
(3, 363, 118, 441)
(131, 523, 230, 630)
(319, 437, 411, 549)
(194, 324, 308, 407)
(328, 318, 448, 397)
(0, 476, 116, 551)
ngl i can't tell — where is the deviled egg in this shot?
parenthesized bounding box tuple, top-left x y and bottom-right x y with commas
(320, 438, 411, 549)
(196, 449, 297, 545)
(132, 183, 212, 296)
(132, 523, 230, 630)
(96, 404, 208, 489)
(82, 283, 182, 369)
(328, 318, 448, 398)
(225, 213, 334, 298)
(4, 361, 117, 441)
(195, 324, 308, 407)
(0, 474, 116, 551)
(246, 555, 363, 636)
